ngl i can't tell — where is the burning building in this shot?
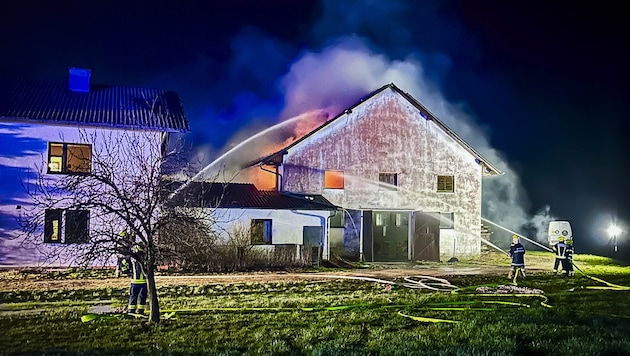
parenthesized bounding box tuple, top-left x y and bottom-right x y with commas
(238, 83, 502, 262)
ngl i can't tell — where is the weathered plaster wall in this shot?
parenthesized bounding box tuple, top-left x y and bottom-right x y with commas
(281, 89, 483, 258)
(0, 122, 162, 267)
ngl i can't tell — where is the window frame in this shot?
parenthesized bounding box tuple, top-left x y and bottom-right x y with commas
(323, 170, 344, 189)
(437, 175, 455, 193)
(43, 209, 90, 244)
(64, 209, 90, 244)
(378, 172, 398, 190)
(44, 209, 63, 243)
(439, 212, 454, 229)
(47, 142, 92, 174)
(251, 219, 272, 245)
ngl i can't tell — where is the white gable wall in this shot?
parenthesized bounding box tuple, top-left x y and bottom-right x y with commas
(280, 88, 483, 259)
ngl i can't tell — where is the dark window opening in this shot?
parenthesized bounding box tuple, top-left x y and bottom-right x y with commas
(379, 173, 398, 189)
(437, 175, 454, 193)
(65, 210, 90, 243)
(251, 219, 272, 245)
(329, 210, 345, 228)
(44, 209, 62, 243)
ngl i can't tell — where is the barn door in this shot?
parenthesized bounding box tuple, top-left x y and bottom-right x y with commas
(362, 210, 373, 262)
(412, 212, 440, 262)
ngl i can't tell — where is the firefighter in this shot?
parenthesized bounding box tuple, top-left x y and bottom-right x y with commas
(120, 245, 148, 315)
(508, 235, 526, 279)
(552, 236, 567, 275)
(564, 238, 575, 277)
(115, 229, 134, 277)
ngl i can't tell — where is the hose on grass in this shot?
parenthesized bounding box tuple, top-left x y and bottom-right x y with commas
(570, 260, 630, 291)
(78, 274, 551, 323)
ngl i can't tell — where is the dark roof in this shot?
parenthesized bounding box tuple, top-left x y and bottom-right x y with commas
(0, 78, 189, 132)
(168, 181, 338, 210)
(249, 83, 502, 175)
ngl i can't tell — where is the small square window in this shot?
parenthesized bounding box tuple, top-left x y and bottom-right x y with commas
(324, 170, 344, 189)
(440, 213, 454, 229)
(379, 173, 398, 189)
(437, 175, 454, 193)
(251, 219, 272, 245)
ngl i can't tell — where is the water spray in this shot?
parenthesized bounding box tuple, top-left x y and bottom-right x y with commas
(481, 217, 553, 252)
(168, 114, 312, 200)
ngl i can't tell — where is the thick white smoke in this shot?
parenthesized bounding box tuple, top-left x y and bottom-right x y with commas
(276, 36, 555, 243)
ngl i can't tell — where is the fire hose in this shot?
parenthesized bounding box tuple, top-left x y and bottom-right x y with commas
(79, 274, 553, 324)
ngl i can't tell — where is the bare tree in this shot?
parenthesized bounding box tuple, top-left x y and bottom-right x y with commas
(17, 127, 217, 323)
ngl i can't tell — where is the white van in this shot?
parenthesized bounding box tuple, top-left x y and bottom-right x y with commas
(548, 220, 572, 245)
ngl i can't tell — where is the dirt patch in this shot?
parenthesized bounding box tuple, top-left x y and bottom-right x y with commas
(0, 257, 554, 292)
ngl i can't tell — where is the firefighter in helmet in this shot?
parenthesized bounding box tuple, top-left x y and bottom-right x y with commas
(552, 236, 567, 275)
(564, 238, 575, 277)
(508, 235, 526, 279)
(120, 245, 148, 315)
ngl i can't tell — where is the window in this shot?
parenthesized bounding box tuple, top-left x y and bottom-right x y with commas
(251, 219, 272, 245)
(44, 209, 90, 243)
(395, 212, 408, 227)
(440, 213, 454, 229)
(324, 170, 344, 189)
(375, 212, 387, 226)
(65, 210, 90, 243)
(329, 210, 344, 228)
(44, 209, 62, 243)
(379, 173, 398, 189)
(437, 175, 454, 192)
(48, 142, 92, 174)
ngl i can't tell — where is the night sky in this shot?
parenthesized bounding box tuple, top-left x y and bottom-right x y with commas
(2, 0, 629, 261)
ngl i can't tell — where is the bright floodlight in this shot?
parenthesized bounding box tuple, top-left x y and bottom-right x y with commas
(607, 224, 621, 238)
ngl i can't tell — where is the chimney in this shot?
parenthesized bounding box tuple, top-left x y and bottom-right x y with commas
(68, 67, 91, 93)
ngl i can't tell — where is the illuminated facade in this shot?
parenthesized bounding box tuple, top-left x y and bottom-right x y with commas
(0, 71, 188, 266)
(255, 84, 502, 262)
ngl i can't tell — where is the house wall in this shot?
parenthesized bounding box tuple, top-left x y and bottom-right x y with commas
(280, 88, 483, 259)
(212, 208, 331, 258)
(0, 121, 163, 267)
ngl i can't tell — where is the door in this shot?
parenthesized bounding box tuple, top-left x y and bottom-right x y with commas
(412, 212, 440, 262)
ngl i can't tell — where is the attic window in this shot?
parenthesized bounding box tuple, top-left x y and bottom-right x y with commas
(324, 170, 344, 189)
(379, 173, 398, 189)
(437, 175, 454, 193)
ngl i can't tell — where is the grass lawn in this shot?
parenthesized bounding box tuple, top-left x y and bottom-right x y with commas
(1, 253, 629, 355)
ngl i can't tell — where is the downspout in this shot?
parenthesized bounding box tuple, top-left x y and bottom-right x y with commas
(290, 210, 329, 261)
(258, 163, 282, 191)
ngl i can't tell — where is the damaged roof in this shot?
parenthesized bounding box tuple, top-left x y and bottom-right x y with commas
(0, 78, 189, 132)
(249, 83, 502, 175)
(168, 181, 338, 210)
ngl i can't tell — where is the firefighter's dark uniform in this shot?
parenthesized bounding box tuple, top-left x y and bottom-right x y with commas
(552, 237, 568, 275)
(508, 236, 526, 279)
(564, 239, 575, 276)
(121, 251, 147, 314)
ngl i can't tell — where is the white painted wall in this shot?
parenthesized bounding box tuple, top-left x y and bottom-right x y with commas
(280, 88, 484, 259)
(212, 208, 331, 258)
(0, 121, 163, 267)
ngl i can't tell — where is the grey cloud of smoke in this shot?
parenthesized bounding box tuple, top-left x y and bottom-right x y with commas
(183, 0, 554, 244)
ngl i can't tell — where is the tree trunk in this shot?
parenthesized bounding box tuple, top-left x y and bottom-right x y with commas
(146, 266, 160, 323)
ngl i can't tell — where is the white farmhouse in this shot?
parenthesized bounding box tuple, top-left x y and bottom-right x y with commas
(0, 68, 189, 267)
